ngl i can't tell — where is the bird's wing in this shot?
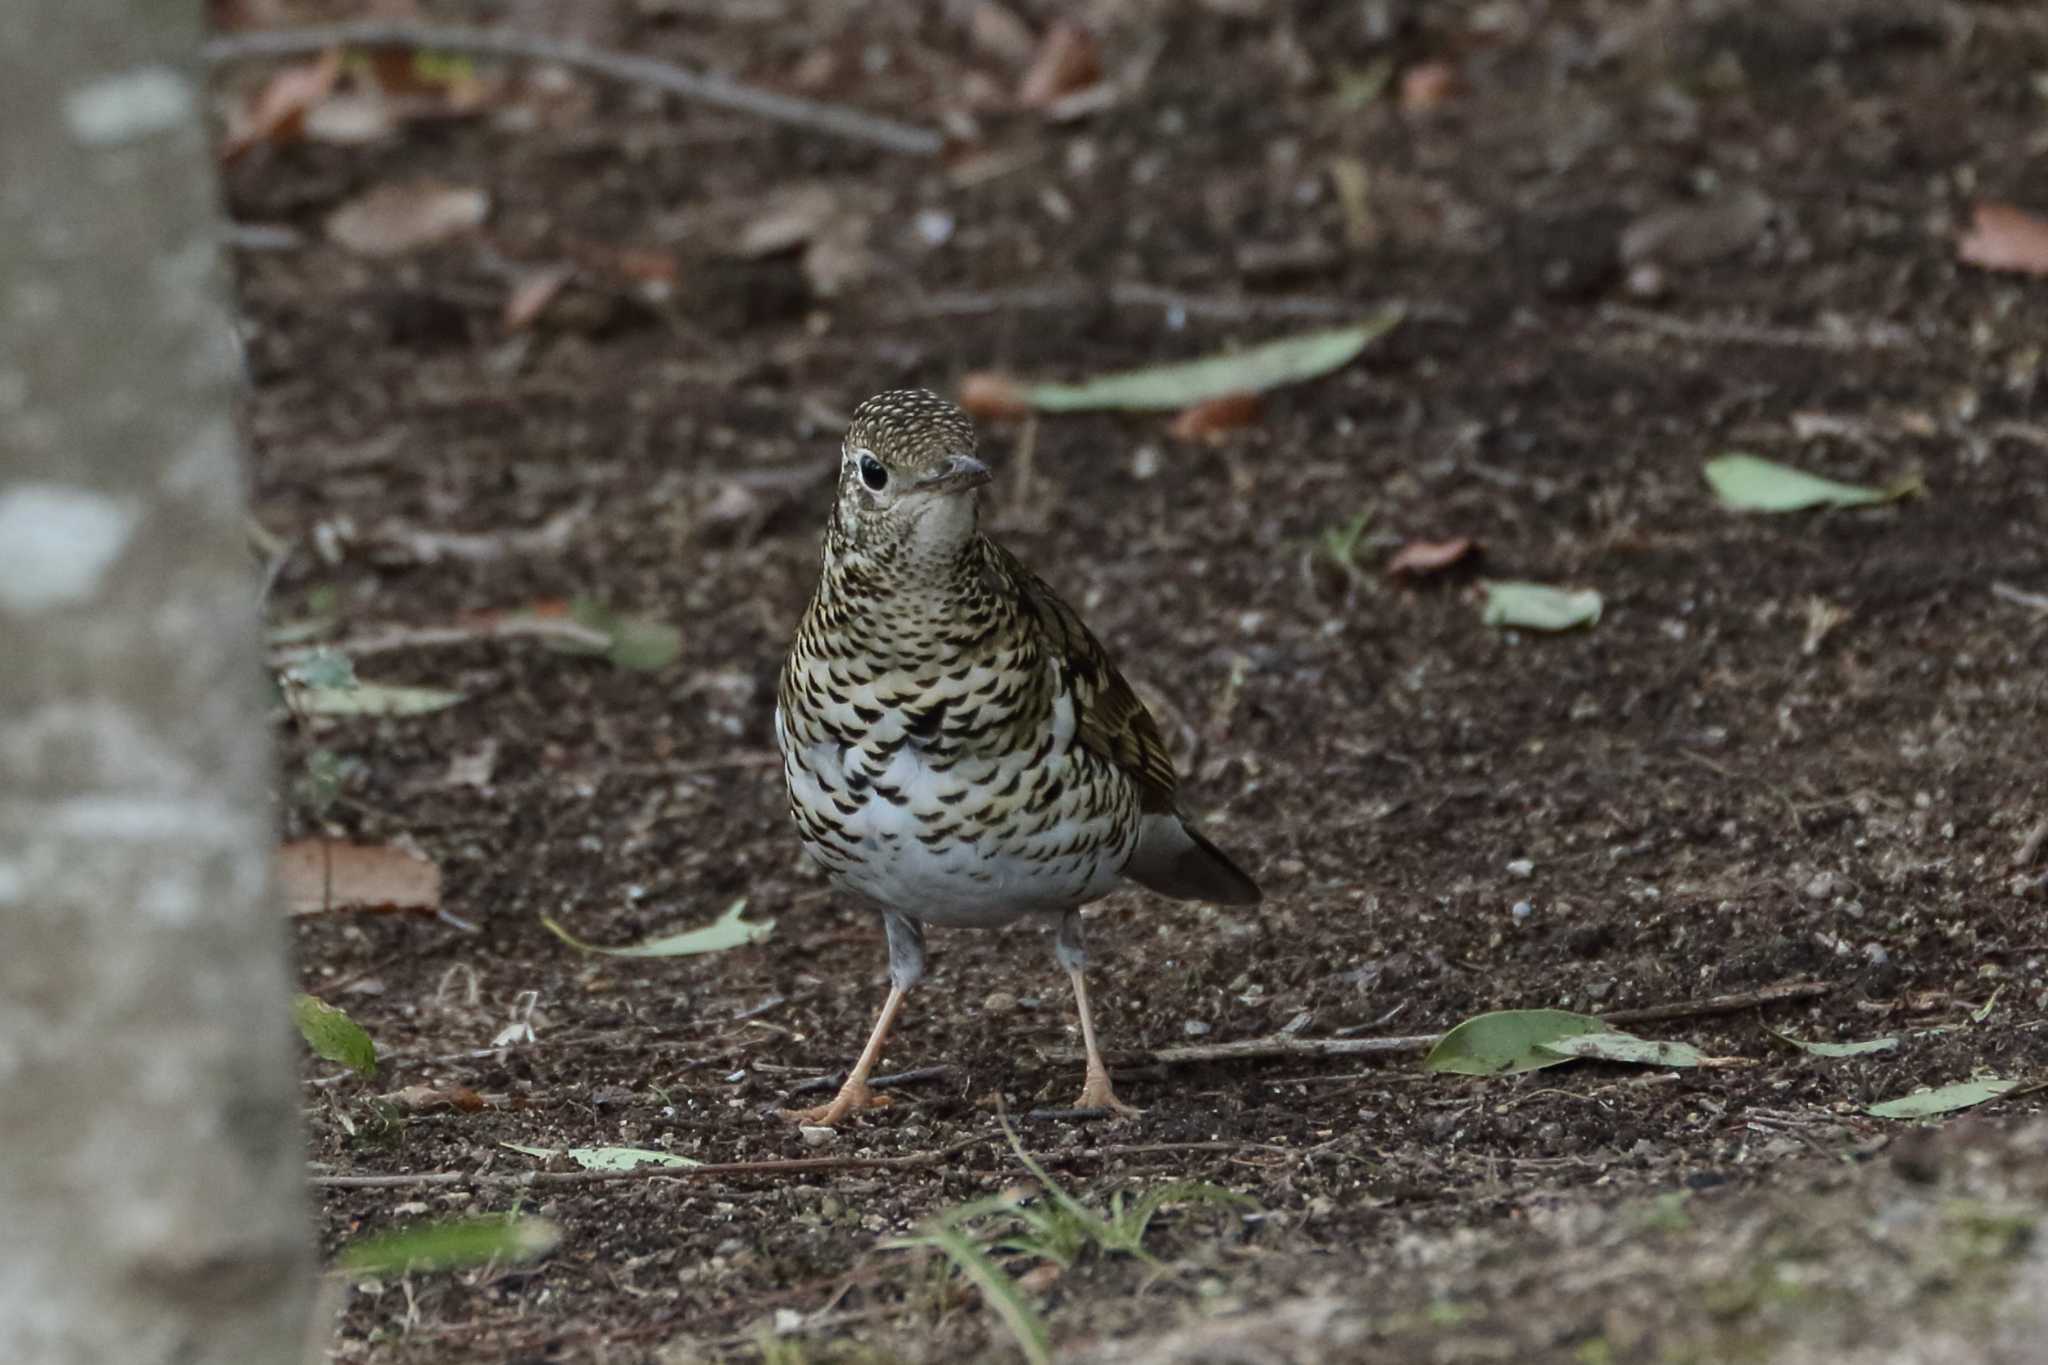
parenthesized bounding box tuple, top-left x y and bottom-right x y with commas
(984, 540, 1181, 814)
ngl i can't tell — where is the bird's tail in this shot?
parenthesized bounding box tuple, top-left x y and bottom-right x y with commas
(1125, 812, 1262, 906)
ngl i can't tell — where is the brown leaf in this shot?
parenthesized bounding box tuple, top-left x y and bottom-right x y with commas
(1398, 61, 1457, 112)
(1620, 188, 1772, 267)
(221, 50, 342, 161)
(801, 217, 877, 297)
(1018, 21, 1102, 108)
(1387, 537, 1478, 576)
(958, 372, 1032, 419)
(733, 185, 840, 258)
(1958, 201, 2048, 276)
(970, 1, 1038, 67)
(1167, 392, 1262, 440)
(385, 1084, 488, 1113)
(503, 263, 575, 329)
(326, 179, 489, 257)
(280, 839, 441, 915)
(1014, 1262, 1064, 1294)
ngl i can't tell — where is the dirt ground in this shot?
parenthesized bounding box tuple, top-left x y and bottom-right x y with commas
(223, 1, 2048, 1360)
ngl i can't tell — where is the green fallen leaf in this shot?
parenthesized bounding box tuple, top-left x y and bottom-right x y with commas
(550, 597, 682, 672)
(282, 648, 357, 692)
(1538, 1031, 1705, 1069)
(1481, 581, 1603, 632)
(500, 1143, 700, 1170)
(336, 1215, 560, 1276)
(1866, 1076, 2019, 1120)
(292, 993, 376, 1078)
(1424, 1009, 1602, 1076)
(293, 682, 465, 716)
(1768, 1029, 1900, 1058)
(1017, 310, 1403, 413)
(540, 898, 773, 958)
(1703, 454, 1914, 512)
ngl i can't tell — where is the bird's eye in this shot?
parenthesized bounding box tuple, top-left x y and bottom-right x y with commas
(859, 454, 888, 491)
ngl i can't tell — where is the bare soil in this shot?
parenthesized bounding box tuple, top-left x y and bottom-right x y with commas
(228, 2, 2048, 1360)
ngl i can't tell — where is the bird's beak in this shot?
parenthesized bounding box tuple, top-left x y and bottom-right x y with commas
(916, 453, 992, 494)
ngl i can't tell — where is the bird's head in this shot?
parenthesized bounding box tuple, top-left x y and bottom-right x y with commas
(828, 389, 991, 567)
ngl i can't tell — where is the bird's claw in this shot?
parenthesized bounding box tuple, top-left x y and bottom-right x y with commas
(1074, 1068, 1142, 1117)
(779, 1079, 892, 1127)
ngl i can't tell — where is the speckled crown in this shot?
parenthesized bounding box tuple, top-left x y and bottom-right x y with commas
(845, 390, 979, 475)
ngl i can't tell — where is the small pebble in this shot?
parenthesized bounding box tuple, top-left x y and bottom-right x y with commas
(1183, 1019, 1211, 1037)
(912, 208, 954, 247)
(799, 1125, 836, 1148)
(984, 990, 1019, 1014)
(1803, 870, 1846, 900)
(1506, 858, 1535, 878)
(1511, 899, 1534, 922)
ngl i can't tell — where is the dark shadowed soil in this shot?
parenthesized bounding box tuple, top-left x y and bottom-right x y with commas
(223, 2, 2048, 1360)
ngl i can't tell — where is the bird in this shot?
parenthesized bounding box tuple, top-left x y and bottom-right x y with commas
(773, 388, 1261, 1125)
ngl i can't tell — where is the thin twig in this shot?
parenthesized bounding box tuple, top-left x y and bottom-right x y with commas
(1043, 1032, 1444, 1069)
(201, 21, 943, 156)
(1598, 304, 1914, 352)
(1597, 979, 1831, 1026)
(1045, 981, 1832, 1069)
(270, 614, 611, 664)
(782, 1065, 956, 1098)
(310, 1135, 995, 1188)
(307, 1135, 1293, 1189)
(884, 282, 1453, 325)
(1992, 581, 2048, 613)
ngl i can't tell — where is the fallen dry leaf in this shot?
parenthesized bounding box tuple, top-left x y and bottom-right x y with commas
(1387, 537, 1477, 576)
(1620, 187, 1773, 267)
(970, 0, 1038, 66)
(443, 739, 499, 790)
(1167, 392, 1262, 440)
(279, 839, 442, 915)
(1958, 201, 2048, 276)
(733, 185, 840, 259)
(221, 50, 342, 161)
(1018, 20, 1102, 108)
(1399, 61, 1458, 112)
(302, 91, 399, 146)
(958, 372, 1033, 419)
(802, 216, 877, 297)
(503, 263, 575, 329)
(326, 178, 489, 257)
(385, 1084, 489, 1113)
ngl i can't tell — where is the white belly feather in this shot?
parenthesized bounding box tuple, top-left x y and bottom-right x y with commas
(776, 664, 1136, 925)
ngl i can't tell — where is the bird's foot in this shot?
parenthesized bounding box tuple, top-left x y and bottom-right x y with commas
(1073, 1066, 1143, 1118)
(779, 1078, 891, 1127)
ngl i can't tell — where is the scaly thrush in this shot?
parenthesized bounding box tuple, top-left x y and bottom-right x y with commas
(775, 389, 1260, 1124)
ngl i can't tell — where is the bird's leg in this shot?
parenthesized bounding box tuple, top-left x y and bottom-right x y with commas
(781, 912, 927, 1127)
(1055, 910, 1141, 1116)
(781, 983, 905, 1126)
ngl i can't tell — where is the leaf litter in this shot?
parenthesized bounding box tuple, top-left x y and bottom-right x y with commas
(540, 898, 774, 957)
(293, 993, 377, 1077)
(1703, 454, 1917, 512)
(279, 839, 442, 916)
(501, 1143, 701, 1170)
(959, 309, 1403, 416)
(1480, 582, 1602, 631)
(326, 178, 490, 257)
